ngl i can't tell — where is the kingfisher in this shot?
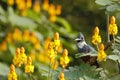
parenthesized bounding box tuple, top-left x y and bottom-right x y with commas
(75, 32, 99, 67)
(75, 32, 95, 53)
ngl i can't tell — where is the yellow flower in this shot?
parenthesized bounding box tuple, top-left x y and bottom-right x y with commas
(20, 47, 27, 64)
(8, 64, 17, 80)
(17, 1, 26, 10)
(60, 49, 70, 68)
(48, 42, 55, 61)
(94, 26, 99, 34)
(97, 44, 107, 62)
(54, 32, 60, 50)
(42, 0, 49, 11)
(58, 72, 65, 80)
(6, 32, 12, 43)
(49, 15, 56, 22)
(29, 32, 37, 44)
(97, 50, 107, 62)
(38, 51, 45, 62)
(48, 4, 56, 15)
(108, 16, 118, 35)
(110, 16, 115, 24)
(51, 60, 58, 70)
(7, 0, 14, 6)
(23, 30, 30, 42)
(34, 39, 41, 51)
(92, 26, 101, 45)
(13, 48, 22, 67)
(108, 24, 118, 35)
(44, 37, 51, 50)
(30, 50, 35, 61)
(0, 41, 7, 51)
(12, 28, 22, 41)
(92, 34, 101, 45)
(13, 47, 27, 67)
(33, 0, 41, 13)
(26, 0, 32, 8)
(56, 5, 62, 15)
(15, 0, 20, 4)
(20, 8, 27, 16)
(25, 57, 34, 73)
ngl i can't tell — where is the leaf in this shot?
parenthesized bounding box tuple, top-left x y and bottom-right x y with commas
(108, 55, 119, 61)
(116, 36, 120, 40)
(106, 4, 119, 12)
(0, 63, 9, 76)
(56, 17, 72, 32)
(8, 7, 37, 30)
(8, 43, 16, 55)
(75, 53, 97, 58)
(0, 6, 5, 15)
(64, 64, 100, 80)
(95, 0, 113, 6)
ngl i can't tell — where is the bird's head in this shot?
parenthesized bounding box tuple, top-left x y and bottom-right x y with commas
(75, 32, 85, 43)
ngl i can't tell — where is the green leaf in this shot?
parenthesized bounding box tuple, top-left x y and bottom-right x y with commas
(0, 6, 7, 23)
(95, 0, 113, 6)
(75, 52, 97, 58)
(8, 7, 37, 30)
(64, 64, 100, 80)
(106, 4, 119, 12)
(56, 17, 72, 32)
(0, 63, 9, 76)
(0, 6, 5, 15)
(108, 55, 119, 61)
(8, 43, 16, 55)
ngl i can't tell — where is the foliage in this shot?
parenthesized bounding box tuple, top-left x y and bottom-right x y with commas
(0, 0, 120, 80)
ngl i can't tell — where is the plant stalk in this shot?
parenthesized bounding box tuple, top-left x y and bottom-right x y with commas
(107, 14, 110, 42)
(117, 60, 120, 74)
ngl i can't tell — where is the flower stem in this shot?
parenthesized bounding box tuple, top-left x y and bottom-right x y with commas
(48, 60, 51, 80)
(28, 73, 34, 80)
(107, 14, 110, 42)
(96, 44, 99, 51)
(113, 35, 115, 49)
(117, 60, 120, 74)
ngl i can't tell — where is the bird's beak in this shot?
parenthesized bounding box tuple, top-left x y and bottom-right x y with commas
(74, 38, 81, 41)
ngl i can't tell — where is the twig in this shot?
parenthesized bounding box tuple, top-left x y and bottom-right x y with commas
(104, 40, 114, 51)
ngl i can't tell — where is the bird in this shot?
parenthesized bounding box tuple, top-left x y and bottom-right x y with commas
(75, 32, 99, 67)
(75, 32, 95, 53)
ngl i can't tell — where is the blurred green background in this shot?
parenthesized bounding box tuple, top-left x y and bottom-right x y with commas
(0, 0, 120, 80)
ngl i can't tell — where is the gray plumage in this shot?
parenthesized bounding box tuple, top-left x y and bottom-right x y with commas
(75, 32, 95, 53)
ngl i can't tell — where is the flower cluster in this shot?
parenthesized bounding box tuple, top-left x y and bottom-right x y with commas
(8, 47, 34, 80)
(47, 32, 61, 70)
(97, 44, 107, 62)
(60, 49, 70, 69)
(13, 47, 27, 67)
(91, 26, 107, 62)
(92, 26, 101, 45)
(58, 72, 65, 80)
(38, 32, 69, 80)
(25, 56, 34, 73)
(108, 16, 118, 36)
(33, 0, 40, 13)
(42, 0, 62, 22)
(8, 64, 17, 80)
(7, 0, 62, 21)
(2, 28, 41, 51)
(7, 0, 32, 16)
